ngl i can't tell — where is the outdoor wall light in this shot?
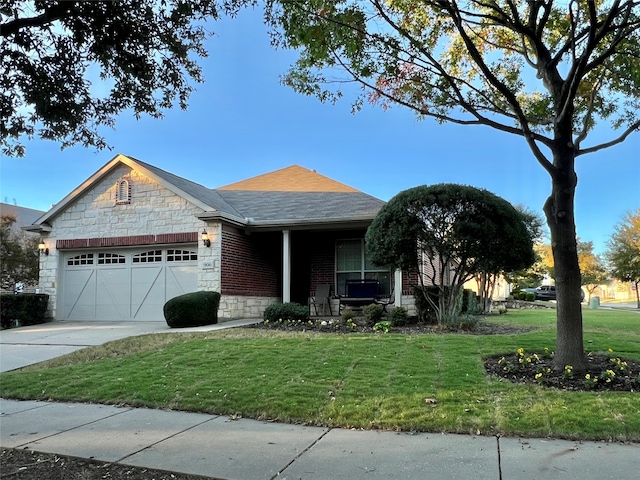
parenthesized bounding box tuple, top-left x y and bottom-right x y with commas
(201, 230, 211, 248)
(38, 241, 49, 256)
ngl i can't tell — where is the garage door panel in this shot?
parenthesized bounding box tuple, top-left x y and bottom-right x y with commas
(131, 267, 165, 320)
(96, 268, 130, 320)
(61, 247, 198, 321)
(63, 269, 96, 320)
(166, 265, 198, 299)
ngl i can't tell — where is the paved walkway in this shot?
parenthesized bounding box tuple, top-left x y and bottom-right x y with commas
(1, 320, 639, 480)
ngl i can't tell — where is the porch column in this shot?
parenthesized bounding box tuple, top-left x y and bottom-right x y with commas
(394, 268, 402, 307)
(282, 230, 291, 303)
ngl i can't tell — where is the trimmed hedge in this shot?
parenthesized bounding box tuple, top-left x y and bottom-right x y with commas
(388, 306, 408, 326)
(0, 294, 49, 329)
(263, 302, 308, 323)
(163, 291, 220, 328)
(362, 303, 384, 325)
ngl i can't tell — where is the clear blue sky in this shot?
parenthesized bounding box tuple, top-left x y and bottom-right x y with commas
(1, 9, 638, 255)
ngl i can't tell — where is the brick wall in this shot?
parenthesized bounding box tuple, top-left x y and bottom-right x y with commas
(220, 225, 280, 297)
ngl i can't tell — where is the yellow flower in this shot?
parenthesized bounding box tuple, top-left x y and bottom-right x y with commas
(517, 348, 524, 356)
(585, 374, 591, 380)
(535, 373, 543, 380)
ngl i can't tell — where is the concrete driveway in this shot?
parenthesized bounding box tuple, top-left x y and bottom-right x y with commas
(0, 319, 259, 373)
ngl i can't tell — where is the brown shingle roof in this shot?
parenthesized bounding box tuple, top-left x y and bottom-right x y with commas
(217, 165, 359, 193)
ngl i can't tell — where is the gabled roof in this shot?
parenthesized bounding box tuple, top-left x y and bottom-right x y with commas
(0, 203, 46, 234)
(28, 154, 385, 231)
(218, 165, 359, 192)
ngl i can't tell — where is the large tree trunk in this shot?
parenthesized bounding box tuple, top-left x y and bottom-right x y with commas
(544, 147, 586, 372)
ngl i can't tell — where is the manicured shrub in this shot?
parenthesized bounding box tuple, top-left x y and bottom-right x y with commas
(362, 303, 384, 325)
(0, 294, 49, 329)
(341, 308, 354, 321)
(263, 302, 308, 323)
(163, 291, 220, 328)
(388, 306, 408, 326)
(525, 292, 536, 302)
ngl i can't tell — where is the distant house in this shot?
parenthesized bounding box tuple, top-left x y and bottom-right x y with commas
(0, 203, 45, 234)
(25, 154, 414, 321)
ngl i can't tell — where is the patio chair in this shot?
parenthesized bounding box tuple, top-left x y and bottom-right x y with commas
(309, 284, 333, 316)
(374, 289, 395, 312)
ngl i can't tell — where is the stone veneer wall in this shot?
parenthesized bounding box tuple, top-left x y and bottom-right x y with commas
(38, 164, 222, 319)
(218, 295, 280, 320)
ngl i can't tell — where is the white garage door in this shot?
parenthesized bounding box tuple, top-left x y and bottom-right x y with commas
(61, 247, 198, 320)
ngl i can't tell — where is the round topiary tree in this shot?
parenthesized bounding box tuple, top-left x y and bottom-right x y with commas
(366, 184, 535, 324)
(163, 291, 221, 328)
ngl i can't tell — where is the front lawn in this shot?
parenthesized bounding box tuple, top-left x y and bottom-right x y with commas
(1, 309, 638, 441)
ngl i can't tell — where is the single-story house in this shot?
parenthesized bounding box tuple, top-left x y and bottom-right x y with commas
(26, 154, 418, 321)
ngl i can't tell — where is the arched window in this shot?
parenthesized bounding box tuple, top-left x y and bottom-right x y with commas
(116, 179, 131, 204)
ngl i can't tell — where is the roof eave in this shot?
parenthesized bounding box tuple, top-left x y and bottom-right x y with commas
(22, 224, 52, 233)
(196, 212, 375, 231)
(246, 216, 375, 232)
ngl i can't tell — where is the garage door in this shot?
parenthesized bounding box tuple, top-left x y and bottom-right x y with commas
(61, 247, 198, 320)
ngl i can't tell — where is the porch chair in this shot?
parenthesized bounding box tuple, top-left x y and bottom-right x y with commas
(374, 289, 395, 312)
(309, 284, 333, 316)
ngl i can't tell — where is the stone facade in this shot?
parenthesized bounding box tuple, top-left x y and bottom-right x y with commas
(38, 164, 227, 318)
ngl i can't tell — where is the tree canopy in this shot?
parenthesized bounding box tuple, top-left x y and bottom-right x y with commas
(0, 0, 229, 157)
(365, 183, 535, 323)
(259, 0, 640, 370)
(605, 209, 640, 308)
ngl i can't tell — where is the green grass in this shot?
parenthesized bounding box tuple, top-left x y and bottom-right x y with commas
(1, 309, 639, 441)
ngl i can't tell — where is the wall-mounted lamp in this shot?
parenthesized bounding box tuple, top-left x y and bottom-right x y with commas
(201, 230, 211, 248)
(38, 241, 49, 256)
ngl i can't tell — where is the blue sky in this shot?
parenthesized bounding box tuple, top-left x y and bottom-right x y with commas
(1, 9, 638, 255)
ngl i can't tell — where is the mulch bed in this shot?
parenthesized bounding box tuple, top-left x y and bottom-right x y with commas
(484, 351, 640, 392)
(249, 318, 533, 335)
(0, 448, 221, 480)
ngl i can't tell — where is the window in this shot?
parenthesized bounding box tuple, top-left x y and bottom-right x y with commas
(116, 179, 131, 204)
(132, 250, 162, 263)
(335, 239, 390, 295)
(97, 253, 126, 265)
(167, 249, 197, 261)
(67, 253, 94, 266)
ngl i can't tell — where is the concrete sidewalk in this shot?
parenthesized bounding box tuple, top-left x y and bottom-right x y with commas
(1, 398, 639, 480)
(1, 320, 639, 479)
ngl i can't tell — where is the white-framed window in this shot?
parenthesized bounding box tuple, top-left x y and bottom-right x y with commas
(97, 252, 126, 265)
(116, 179, 131, 204)
(167, 249, 197, 261)
(335, 239, 390, 295)
(67, 253, 94, 266)
(132, 250, 162, 263)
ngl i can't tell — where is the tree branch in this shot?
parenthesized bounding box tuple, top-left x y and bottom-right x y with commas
(0, 3, 76, 38)
(577, 120, 640, 156)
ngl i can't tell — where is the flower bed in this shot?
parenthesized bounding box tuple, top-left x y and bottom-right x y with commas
(484, 348, 640, 392)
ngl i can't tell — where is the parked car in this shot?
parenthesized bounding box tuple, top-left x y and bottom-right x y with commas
(533, 285, 556, 301)
(520, 285, 585, 302)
